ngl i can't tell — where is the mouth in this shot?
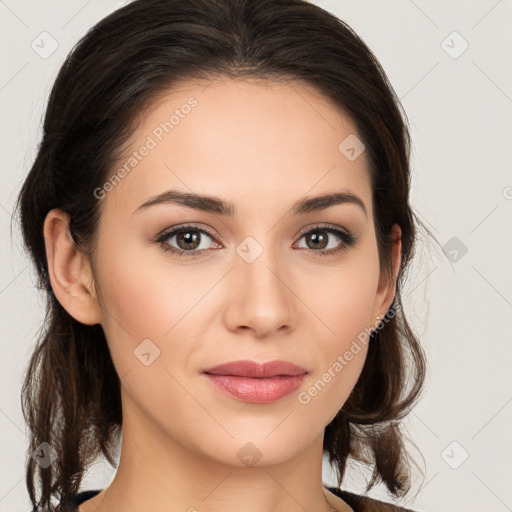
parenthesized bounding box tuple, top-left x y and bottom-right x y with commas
(202, 360, 308, 403)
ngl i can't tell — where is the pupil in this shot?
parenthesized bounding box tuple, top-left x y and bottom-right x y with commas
(178, 231, 199, 249)
(310, 232, 327, 249)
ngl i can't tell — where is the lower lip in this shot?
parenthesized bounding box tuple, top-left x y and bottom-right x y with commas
(203, 374, 306, 403)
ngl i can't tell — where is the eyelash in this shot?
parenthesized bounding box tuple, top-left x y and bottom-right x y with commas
(155, 223, 357, 259)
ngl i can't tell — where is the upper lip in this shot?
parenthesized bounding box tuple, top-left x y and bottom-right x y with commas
(203, 360, 308, 378)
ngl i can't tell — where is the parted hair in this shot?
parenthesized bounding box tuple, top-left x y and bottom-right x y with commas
(15, 0, 430, 510)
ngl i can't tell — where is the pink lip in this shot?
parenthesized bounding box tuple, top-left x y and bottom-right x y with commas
(203, 360, 308, 403)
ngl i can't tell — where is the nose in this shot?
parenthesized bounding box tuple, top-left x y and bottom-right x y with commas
(222, 242, 296, 339)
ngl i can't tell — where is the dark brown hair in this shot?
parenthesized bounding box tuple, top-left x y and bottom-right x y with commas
(15, 0, 432, 509)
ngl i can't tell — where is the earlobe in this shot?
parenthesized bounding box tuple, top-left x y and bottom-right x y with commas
(43, 208, 102, 326)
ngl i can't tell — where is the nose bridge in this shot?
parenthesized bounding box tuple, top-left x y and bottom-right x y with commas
(235, 232, 287, 296)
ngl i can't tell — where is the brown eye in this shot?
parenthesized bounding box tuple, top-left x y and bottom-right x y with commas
(295, 224, 356, 256)
(156, 224, 220, 257)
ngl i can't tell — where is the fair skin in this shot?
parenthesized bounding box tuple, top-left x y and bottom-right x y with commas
(43, 77, 401, 512)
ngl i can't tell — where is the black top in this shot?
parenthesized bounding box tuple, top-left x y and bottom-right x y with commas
(60, 486, 418, 511)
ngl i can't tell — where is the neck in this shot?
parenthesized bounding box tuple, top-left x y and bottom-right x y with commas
(82, 396, 349, 512)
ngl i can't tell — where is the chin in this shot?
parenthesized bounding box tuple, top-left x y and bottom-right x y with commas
(191, 427, 315, 469)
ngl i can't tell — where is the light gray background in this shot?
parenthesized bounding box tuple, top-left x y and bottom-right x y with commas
(1, 1, 511, 511)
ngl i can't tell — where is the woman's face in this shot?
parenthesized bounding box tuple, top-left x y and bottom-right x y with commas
(88, 77, 398, 467)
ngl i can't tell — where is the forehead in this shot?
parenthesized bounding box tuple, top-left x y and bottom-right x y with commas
(100, 76, 373, 221)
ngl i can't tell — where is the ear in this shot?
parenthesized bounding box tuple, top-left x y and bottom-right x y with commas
(371, 223, 402, 326)
(43, 208, 102, 325)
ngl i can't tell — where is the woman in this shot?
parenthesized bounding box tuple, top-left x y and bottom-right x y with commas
(16, 0, 431, 510)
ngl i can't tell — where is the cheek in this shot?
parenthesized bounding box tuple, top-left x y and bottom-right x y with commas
(305, 251, 380, 347)
(91, 237, 183, 369)
(99, 259, 170, 340)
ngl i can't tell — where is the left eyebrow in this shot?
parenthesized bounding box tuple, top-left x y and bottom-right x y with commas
(132, 189, 367, 218)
